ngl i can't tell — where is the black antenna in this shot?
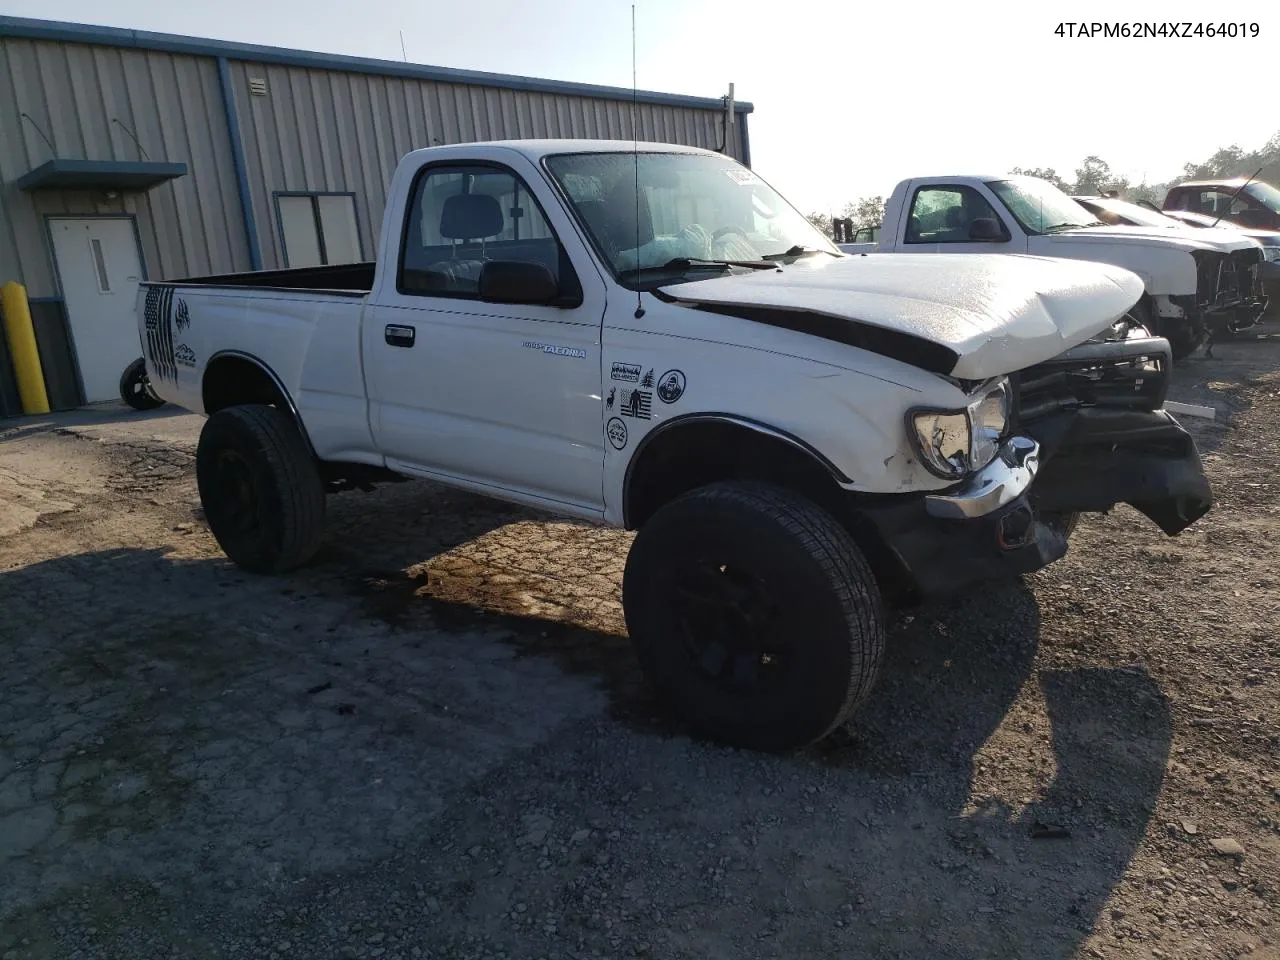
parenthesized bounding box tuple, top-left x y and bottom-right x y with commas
(111, 118, 150, 160)
(1209, 167, 1262, 227)
(631, 3, 644, 319)
(19, 112, 56, 156)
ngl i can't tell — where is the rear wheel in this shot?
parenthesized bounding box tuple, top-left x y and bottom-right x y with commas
(196, 405, 325, 574)
(119, 357, 165, 410)
(621, 480, 886, 751)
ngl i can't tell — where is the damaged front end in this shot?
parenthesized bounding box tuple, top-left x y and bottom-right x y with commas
(1013, 317, 1213, 535)
(1176, 247, 1270, 339)
(853, 316, 1212, 602)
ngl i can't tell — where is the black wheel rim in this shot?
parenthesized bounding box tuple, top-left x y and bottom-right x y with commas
(210, 449, 260, 536)
(669, 558, 788, 693)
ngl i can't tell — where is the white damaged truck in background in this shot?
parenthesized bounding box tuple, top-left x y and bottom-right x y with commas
(137, 140, 1213, 751)
(840, 174, 1268, 362)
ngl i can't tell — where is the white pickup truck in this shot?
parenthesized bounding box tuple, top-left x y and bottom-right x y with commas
(839, 174, 1268, 361)
(137, 140, 1212, 751)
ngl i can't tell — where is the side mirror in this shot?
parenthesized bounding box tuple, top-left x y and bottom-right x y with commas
(477, 260, 559, 305)
(968, 217, 1009, 242)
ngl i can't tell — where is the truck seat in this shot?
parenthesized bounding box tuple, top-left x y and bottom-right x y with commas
(424, 193, 505, 292)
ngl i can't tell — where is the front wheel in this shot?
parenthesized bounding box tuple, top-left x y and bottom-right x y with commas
(1043, 512, 1079, 539)
(622, 481, 886, 751)
(196, 405, 326, 574)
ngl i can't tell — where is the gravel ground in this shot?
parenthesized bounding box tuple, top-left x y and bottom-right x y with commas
(1, 324, 1278, 960)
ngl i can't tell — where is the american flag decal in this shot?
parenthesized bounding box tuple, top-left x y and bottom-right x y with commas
(142, 285, 185, 384)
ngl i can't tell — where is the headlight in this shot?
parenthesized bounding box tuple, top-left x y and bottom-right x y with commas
(1263, 246, 1280, 262)
(908, 378, 1011, 479)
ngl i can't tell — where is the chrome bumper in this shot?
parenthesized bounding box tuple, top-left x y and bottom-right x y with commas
(924, 436, 1039, 520)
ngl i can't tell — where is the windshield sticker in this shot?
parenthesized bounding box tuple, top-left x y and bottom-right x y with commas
(611, 362, 641, 382)
(656, 370, 686, 404)
(640, 368, 655, 388)
(619, 389, 652, 420)
(724, 168, 760, 186)
(606, 417, 628, 450)
(523, 340, 587, 359)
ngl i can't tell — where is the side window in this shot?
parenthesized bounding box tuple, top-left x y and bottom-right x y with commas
(905, 186, 1002, 243)
(398, 164, 574, 298)
(1195, 190, 1249, 217)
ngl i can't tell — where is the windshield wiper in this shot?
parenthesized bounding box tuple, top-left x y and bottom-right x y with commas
(1041, 221, 1098, 233)
(762, 245, 838, 261)
(635, 257, 778, 274)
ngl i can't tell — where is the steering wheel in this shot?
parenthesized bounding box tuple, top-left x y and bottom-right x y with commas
(712, 226, 750, 243)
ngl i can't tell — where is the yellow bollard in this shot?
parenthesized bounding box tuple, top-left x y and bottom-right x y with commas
(1, 281, 50, 415)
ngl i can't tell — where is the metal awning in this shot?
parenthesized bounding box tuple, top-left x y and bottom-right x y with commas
(15, 159, 188, 192)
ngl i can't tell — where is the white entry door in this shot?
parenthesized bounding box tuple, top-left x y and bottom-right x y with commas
(49, 218, 146, 404)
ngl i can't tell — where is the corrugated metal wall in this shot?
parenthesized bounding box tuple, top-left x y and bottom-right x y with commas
(227, 60, 743, 270)
(0, 36, 251, 296)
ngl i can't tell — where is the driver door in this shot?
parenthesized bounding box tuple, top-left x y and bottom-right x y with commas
(362, 161, 607, 515)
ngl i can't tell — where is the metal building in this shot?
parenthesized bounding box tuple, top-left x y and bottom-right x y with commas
(0, 16, 753, 416)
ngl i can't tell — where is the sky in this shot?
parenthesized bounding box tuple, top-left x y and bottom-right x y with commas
(2, 0, 1276, 214)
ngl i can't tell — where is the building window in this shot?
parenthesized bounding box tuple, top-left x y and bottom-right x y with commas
(275, 193, 362, 268)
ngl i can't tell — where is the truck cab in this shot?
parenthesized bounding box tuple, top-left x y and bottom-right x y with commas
(1164, 178, 1280, 231)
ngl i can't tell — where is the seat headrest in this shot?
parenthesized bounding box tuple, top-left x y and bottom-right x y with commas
(440, 193, 504, 241)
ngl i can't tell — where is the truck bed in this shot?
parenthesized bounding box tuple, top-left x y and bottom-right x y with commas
(168, 261, 375, 294)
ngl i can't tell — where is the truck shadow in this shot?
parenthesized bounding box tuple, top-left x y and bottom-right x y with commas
(316, 483, 1171, 956)
(0, 504, 1170, 957)
(316, 480, 1171, 956)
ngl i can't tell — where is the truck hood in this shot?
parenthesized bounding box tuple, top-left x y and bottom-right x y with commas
(657, 253, 1144, 380)
(1049, 223, 1261, 253)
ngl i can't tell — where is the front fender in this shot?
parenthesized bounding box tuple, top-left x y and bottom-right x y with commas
(1045, 242, 1199, 298)
(599, 342, 964, 525)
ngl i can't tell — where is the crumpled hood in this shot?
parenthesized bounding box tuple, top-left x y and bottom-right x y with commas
(658, 253, 1144, 380)
(1050, 223, 1261, 253)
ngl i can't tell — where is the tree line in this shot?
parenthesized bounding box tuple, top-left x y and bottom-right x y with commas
(807, 128, 1280, 235)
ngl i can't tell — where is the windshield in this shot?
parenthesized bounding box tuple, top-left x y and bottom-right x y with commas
(1088, 197, 1182, 228)
(986, 177, 1100, 234)
(543, 151, 840, 285)
(1245, 182, 1280, 213)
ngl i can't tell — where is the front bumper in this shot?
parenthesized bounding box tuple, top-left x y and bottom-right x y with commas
(859, 407, 1212, 600)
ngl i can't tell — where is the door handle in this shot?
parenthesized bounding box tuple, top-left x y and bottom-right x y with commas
(385, 324, 415, 348)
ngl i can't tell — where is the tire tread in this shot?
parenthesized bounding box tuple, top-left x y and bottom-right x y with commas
(198, 405, 325, 573)
(624, 479, 886, 748)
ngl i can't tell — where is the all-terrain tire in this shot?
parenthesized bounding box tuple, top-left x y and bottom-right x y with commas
(621, 480, 886, 751)
(1044, 511, 1079, 539)
(1165, 324, 1204, 364)
(119, 357, 165, 411)
(196, 404, 325, 574)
